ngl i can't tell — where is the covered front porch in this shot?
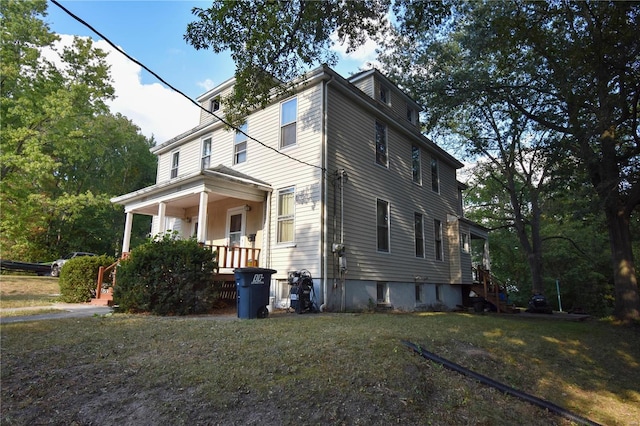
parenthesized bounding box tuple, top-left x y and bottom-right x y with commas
(111, 165, 272, 273)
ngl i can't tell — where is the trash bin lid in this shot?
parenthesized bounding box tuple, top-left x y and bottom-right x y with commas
(233, 268, 277, 274)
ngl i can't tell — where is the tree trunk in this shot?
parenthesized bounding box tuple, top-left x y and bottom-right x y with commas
(605, 205, 639, 322)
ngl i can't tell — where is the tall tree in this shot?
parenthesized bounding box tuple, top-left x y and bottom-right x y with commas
(184, 0, 639, 321)
(0, 0, 156, 261)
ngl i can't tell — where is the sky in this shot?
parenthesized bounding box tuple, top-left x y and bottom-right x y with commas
(45, 0, 380, 143)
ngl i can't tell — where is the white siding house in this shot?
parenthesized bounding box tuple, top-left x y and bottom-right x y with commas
(111, 66, 489, 312)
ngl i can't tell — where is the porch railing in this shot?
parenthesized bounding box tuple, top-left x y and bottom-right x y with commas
(204, 245, 261, 270)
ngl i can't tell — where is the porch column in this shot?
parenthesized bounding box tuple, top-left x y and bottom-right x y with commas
(121, 211, 133, 254)
(483, 239, 491, 270)
(157, 202, 167, 235)
(197, 191, 208, 243)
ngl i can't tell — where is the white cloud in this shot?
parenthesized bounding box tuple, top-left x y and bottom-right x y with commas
(197, 78, 216, 92)
(43, 35, 200, 143)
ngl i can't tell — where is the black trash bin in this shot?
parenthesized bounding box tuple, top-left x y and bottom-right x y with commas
(234, 268, 277, 319)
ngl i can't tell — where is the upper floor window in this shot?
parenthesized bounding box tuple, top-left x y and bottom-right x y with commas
(431, 157, 440, 193)
(277, 187, 295, 243)
(170, 151, 179, 179)
(412, 145, 421, 184)
(280, 97, 297, 148)
(406, 104, 416, 124)
(375, 120, 388, 167)
(210, 97, 220, 113)
(201, 137, 212, 169)
(234, 123, 248, 164)
(378, 84, 389, 104)
(377, 198, 390, 252)
(414, 212, 425, 258)
(434, 219, 443, 261)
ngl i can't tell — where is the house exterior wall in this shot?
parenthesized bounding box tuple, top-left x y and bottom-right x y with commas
(322, 72, 467, 311)
(122, 66, 481, 312)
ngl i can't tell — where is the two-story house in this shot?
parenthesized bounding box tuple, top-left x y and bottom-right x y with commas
(111, 66, 490, 312)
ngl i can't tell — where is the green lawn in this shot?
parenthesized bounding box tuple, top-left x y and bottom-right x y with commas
(1, 276, 638, 425)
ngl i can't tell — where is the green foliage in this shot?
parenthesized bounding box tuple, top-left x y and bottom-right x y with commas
(58, 254, 115, 303)
(114, 235, 219, 315)
(184, 0, 390, 124)
(0, 1, 157, 262)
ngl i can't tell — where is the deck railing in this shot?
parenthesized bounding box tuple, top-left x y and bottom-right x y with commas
(204, 245, 260, 270)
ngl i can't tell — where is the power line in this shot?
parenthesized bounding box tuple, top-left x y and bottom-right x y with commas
(50, 0, 325, 172)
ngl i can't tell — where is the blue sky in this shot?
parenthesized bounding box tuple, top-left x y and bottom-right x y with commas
(45, 0, 379, 142)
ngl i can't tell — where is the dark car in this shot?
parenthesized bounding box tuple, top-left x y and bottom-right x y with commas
(51, 252, 96, 277)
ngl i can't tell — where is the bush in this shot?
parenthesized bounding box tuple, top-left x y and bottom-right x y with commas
(114, 235, 219, 315)
(59, 255, 116, 303)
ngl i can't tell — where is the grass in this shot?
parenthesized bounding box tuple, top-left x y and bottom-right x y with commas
(1, 276, 639, 425)
(0, 275, 60, 309)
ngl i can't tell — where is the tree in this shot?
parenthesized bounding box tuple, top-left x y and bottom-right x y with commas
(0, 0, 156, 261)
(381, 1, 640, 321)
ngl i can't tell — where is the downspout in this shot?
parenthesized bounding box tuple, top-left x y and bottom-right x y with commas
(320, 75, 334, 312)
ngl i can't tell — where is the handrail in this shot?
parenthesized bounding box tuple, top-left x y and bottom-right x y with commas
(203, 245, 260, 269)
(95, 259, 120, 299)
(472, 266, 509, 313)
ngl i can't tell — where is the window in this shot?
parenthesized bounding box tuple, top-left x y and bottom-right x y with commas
(412, 145, 421, 184)
(407, 104, 416, 123)
(280, 97, 297, 148)
(201, 137, 211, 169)
(431, 157, 440, 193)
(375, 120, 388, 167)
(210, 97, 220, 113)
(415, 284, 423, 303)
(435, 284, 442, 302)
(377, 199, 389, 252)
(377, 282, 388, 303)
(461, 232, 470, 253)
(378, 84, 389, 104)
(434, 219, 443, 261)
(234, 123, 247, 164)
(277, 187, 295, 243)
(414, 213, 424, 258)
(170, 151, 179, 178)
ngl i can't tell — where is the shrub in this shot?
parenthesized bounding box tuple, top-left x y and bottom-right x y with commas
(59, 255, 116, 303)
(114, 235, 219, 315)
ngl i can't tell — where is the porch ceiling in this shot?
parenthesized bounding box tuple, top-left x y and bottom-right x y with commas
(111, 166, 272, 216)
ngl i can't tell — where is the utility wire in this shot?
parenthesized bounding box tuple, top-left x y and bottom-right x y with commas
(50, 0, 325, 172)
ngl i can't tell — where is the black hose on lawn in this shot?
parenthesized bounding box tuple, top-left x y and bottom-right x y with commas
(401, 340, 601, 426)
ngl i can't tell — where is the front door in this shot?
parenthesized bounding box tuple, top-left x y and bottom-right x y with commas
(226, 207, 246, 248)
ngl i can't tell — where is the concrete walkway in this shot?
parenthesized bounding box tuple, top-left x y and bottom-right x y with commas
(0, 303, 113, 324)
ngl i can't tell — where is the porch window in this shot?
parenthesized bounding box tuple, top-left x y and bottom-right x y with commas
(434, 219, 443, 261)
(412, 145, 421, 184)
(201, 137, 212, 169)
(377, 199, 389, 252)
(234, 123, 248, 164)
(375, 120, 388, 167)
(431, 157, 440, 193)
(280, 97, 297, 148)
(414, 212, 424, 258)
(277, 187, 295, 243)
(170, 151, 179, 179)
